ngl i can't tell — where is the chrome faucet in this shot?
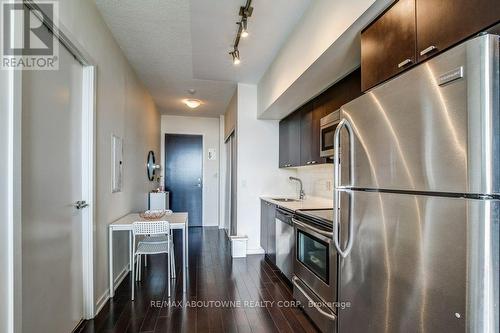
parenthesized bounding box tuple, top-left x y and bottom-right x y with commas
(289, 177, 305, 200)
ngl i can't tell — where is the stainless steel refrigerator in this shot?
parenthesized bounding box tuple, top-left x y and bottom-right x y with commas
(334, 34, 499, 332)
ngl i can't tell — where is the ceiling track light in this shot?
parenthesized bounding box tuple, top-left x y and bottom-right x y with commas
(229, 0, 253, 65)
(230, 49, 240, 65)
(240, 18, 248, 38)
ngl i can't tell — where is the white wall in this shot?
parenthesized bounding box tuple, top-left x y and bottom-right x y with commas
(14, 0, 161, 319)
(235, 84, 296, 253)
(296, 164, 334, 199)
(224, 91, 237, 140)
(219, 115, 226, 229)
(231, 84, 334, 255)
(160, 115, 220, 226)
(257, 0, 391, 119)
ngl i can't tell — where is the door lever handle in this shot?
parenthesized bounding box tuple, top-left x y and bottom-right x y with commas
(74, 200, 89, 210)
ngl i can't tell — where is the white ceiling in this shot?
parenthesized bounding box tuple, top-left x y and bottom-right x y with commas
(95, 0, 311, 117)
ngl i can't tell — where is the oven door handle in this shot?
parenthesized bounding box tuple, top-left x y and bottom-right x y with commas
(292, 276, 337, 320)
(292, 218, 333, 238)
(334, 118, 354, 258)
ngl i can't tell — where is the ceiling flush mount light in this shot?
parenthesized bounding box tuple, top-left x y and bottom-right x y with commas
(229, 0, 253, 65)
(183, 99, 202, 109)
(183, 89, 202, 109)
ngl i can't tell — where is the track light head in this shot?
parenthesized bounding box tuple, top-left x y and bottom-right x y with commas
(230, 1, 252, 64)
(230, 49, 240, 65)
(240, 19, 248, 38)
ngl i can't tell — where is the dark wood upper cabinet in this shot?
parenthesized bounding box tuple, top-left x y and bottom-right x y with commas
(313, 68, 362, 116)
(361, 0, 416, 91)
(279, 111, 301, 168)
(416, 0, 500, 61)
(361, 0, 500, 90)
(280, 69, 362, 169)
(278, 118, 290, 168)
(300, 102, 319, 166)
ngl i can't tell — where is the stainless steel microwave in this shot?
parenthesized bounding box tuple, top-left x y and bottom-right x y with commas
(319, 110, 340, 157)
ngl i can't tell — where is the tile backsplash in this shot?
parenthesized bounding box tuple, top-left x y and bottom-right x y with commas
(295, 164, 334, 199)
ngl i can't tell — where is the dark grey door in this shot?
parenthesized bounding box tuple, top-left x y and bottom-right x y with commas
(165, 134, 203, 227)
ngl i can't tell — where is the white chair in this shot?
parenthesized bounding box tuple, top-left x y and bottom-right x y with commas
(137, 234, 176, 279)
(136, 210, 176, 277)
(131, 221, 173, 300)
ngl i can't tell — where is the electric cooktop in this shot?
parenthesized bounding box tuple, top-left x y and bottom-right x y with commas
(294, 209, 334, 229)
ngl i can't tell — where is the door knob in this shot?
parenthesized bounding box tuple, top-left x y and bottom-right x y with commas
(74, 200, 89, 210)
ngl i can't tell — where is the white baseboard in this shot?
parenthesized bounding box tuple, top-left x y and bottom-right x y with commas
(94, 264, 130, 316)
(246, 246, 265, 255)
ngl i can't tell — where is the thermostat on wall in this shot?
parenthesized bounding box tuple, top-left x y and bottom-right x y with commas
(208, 148, 216, 160)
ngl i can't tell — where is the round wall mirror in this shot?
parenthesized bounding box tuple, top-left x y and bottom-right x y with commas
(146, 151, 156, 181)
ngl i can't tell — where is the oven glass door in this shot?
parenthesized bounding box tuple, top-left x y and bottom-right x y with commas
(296, 229, 329, 283)
(321, 124, 337, 153)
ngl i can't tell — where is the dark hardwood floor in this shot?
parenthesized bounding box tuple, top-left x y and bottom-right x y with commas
(79, 227, 319, 333)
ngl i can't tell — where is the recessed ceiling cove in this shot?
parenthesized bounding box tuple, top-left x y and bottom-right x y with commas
(95, 0, 311, 116)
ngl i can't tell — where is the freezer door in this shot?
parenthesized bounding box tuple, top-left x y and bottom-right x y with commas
(337, 190, 499, 333)
(339, 34, 499, 195)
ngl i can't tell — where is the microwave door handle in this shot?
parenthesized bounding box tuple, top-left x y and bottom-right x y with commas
(333, 118, 354, 258)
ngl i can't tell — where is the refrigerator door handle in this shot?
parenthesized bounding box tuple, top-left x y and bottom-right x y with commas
(333, 118, 354, 258)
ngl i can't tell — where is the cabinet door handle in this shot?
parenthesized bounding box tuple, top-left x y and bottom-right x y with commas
(420, 45, 437, 56)
(398, 58, 413, 68)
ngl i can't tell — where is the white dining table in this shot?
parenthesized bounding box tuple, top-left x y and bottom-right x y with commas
(108, 212, 189, 297)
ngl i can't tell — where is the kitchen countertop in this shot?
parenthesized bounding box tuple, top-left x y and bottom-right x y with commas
(260, 195, 333, 212)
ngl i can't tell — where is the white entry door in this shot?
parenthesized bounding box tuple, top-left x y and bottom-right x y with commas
(21, 22, 85, 333)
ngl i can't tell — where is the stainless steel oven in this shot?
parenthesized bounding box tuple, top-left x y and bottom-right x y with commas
(292, 214, 337, 333)
(319, 110, 340, 158)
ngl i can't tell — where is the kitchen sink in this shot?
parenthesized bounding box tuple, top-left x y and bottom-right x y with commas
(271, 198, 301, 202)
